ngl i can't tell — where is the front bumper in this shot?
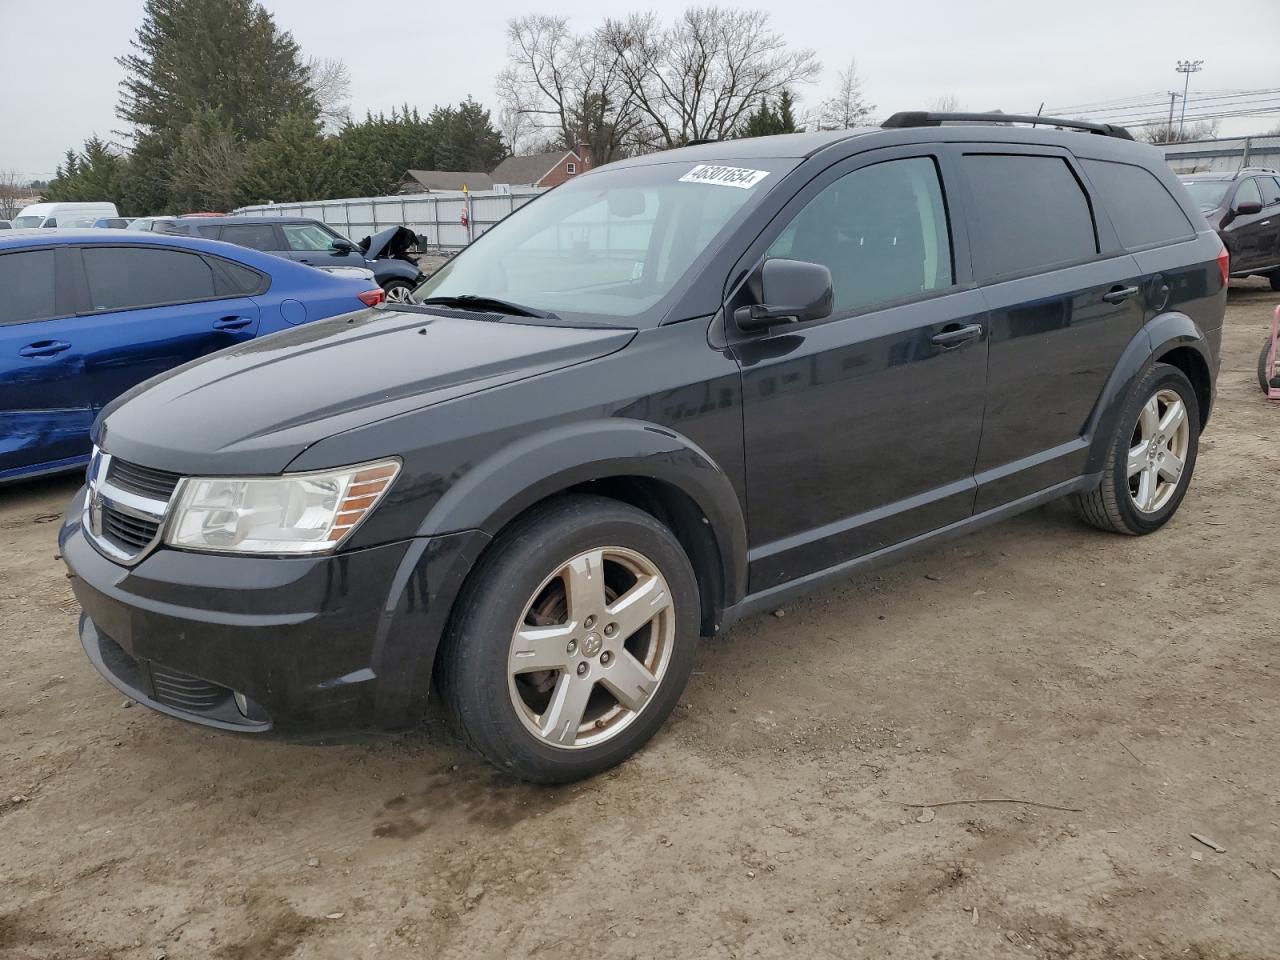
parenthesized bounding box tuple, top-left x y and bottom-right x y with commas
(61, 487, 488, 734)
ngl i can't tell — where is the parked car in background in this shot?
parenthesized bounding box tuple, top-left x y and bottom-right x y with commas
(1181, 168, 1280, 289)
(60, 112, 1224, 783)
(91, 217, 133, 229)
(171, 217, 425, 301)
(12, 202, 120, 229)
(0, 230, 384, 483)
(125, 216, 186, 234)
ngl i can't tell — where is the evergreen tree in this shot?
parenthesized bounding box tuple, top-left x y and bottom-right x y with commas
(737, 90, 802, 139)
(431, 98, 508, 172)
(118, 0, 318, 143)
(169, 109, 245, 211)
(237, 115, 345, 205)
(337, 107, 437, 197)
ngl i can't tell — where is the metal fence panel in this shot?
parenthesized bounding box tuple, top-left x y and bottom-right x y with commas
(234, 189, 545, 250)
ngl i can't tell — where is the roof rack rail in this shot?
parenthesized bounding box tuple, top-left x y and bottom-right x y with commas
(881, 111, 1134, 141)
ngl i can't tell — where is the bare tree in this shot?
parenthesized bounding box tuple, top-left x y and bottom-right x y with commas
(307, 57, 352, 132)
(1139, 119, 1219, 145)
(497, 15, 646, 165)
(928, 94, 964, 113)
(0, 170, 30, 219)
(816, 58, 874, 130)
(602, 8, 820, 148)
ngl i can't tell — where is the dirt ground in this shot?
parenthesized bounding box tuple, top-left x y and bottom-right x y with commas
(2, 284, 1278, 960)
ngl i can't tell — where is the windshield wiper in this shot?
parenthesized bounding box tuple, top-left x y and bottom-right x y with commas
(416, 294, 559, 319)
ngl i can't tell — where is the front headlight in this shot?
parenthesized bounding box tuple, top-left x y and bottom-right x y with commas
(164, 459, 400, 555)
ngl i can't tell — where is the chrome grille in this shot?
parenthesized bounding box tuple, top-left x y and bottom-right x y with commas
(106, 459, 181, 499)
(85, 447, 177, 565)
(102, 507, 160, 552)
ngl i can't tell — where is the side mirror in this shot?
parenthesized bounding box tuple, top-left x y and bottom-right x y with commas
(1234, 200, 1263, 216)
(734, 258, 833, 331)
(330, 238, 355, 254)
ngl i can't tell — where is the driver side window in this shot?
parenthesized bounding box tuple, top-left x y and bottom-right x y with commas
(767, 157, 954, 314)
(282, 223, 342, 251)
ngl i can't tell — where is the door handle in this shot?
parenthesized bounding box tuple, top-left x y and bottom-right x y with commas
(299, 259, 314, 265)
(18, 340, 71, 358)
(213, 316, 253, 330)
(1102, 285, 1140, 304)
(931, 323, 983, 348)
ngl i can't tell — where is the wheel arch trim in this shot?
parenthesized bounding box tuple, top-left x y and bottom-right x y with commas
(417, 418, 749, 613)
(1083, 310, 1212, 473)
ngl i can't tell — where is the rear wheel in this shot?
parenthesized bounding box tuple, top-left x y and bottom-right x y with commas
(382, 279, 414, 303)
(1072, 363, 1199, 535)
(1268, 271, 1280, 292)
(1259, 335, 1279, 393)
(437, 495, 700, 783)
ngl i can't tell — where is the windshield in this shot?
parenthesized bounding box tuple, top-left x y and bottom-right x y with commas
(1181, 179, 1230, 210)
(416, 158, 795, 325)
(12, 216, 42, 228)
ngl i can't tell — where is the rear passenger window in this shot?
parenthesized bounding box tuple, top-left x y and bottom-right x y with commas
(766, 156, 954, 313)
(0, 250, 57, 324)
(82, 247, 217, 311)
(1081, 159, 1195, 249)
(1258, 176, 1280, 207)
(961, 154, 1097, 280)
(219, 224, 278, 251)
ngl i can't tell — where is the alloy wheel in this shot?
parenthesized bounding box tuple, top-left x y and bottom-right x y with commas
(1126, 387, 1190, 514)
(385, 284, 413, 303)
(507, 546, 675, 749)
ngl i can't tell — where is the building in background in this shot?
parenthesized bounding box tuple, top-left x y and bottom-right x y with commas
(489, 148, 589, 189)
(398, 169, 494, 194)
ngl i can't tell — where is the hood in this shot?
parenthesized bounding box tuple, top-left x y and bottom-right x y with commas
(359, 225, 418, 260)
(96, 310, 635, 476)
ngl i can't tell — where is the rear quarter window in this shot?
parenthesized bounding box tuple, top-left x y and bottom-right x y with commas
(960, 153, 1098, 281)
(1081, 159, 1195, 249)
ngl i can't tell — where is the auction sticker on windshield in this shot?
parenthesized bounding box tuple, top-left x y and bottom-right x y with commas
(678, 164, 770, 189)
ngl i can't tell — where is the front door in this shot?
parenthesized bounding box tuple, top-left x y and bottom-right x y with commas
(0, 246, 94, 477)
(730, 151, 988, 593)
(279, 222, 361, 270)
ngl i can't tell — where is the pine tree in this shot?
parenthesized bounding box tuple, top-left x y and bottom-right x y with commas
(237, 115, 345, 205)
(737, 90, 801, 139)
(117, 0, 318, 143)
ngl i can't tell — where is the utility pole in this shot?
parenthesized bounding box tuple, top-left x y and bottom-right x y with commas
(1174, 60, 1204, 141)
(1165, 91, 1180, 143)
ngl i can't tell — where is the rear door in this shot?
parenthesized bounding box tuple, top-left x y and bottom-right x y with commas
(731, 148, 989, 591)
(215, 222, 287, 262)
(0, 246, 93, 476)
(958, 147, 1145, 511)
(72, 245, 262, 412)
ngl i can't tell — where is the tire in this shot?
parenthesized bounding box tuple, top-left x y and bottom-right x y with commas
(1269, 271, 1280, 292)
(1072, 363, 1200, 536)
(382, 279, 414, 303)
(1259, 335, 1279, 393)
(437, 495, 700, 783)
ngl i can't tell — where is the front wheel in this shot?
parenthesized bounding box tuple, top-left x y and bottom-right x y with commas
(437, 495, 700, 783)
(1072, 363, 1200, 535)
(382, 279, 415, 303)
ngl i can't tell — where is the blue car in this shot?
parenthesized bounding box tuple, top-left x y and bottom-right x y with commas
(0, 229, 385, 483)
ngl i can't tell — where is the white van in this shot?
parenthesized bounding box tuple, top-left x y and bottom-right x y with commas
(11, 202, 119, 229)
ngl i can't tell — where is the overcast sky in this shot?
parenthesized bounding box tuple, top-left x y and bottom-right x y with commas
(2, 0, 1277, 180)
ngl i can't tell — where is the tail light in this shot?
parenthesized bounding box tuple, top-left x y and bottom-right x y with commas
(1217, 246, 1230, 287)
(357, 288, 386, 308)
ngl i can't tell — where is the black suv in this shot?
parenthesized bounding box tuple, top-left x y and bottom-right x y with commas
(61, 113, 1225, 783)
(1180, 167, 1280, 288)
